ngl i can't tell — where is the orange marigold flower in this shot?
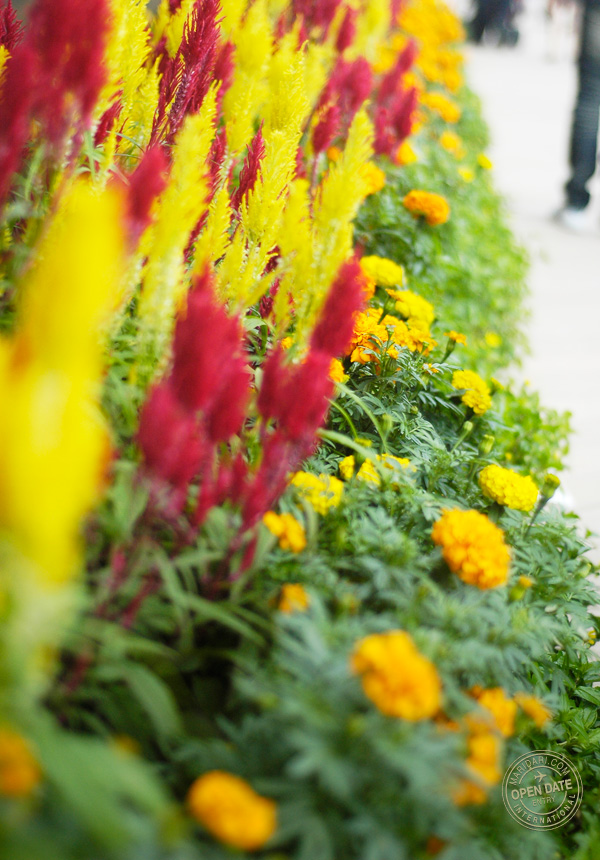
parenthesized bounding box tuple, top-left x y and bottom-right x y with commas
(431, 508, 511, 589)
(479, 464, 539, 512)
(329, 358, 346, 383)
(403, 189, 450, 226)
(514, 693, 552, 728)
(386, 317, 436, 355)
(351, 630, 442, 719)
(471, 687, 517, 737)
(347, 308, 388, 364)
(453, 729, 502, 806)
(263, 511, 306, 553)
(451, 369, 492, 415)
(0, 729, 41, 798)
(444, 330, 467, 345)
(394, 140, 418, 165)
(188, 771, 276, 850)
(278, 583, 310, 613)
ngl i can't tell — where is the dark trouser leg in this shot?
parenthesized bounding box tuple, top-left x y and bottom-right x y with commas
(469, 0, 512, 41)
(565, 6, 600, 209)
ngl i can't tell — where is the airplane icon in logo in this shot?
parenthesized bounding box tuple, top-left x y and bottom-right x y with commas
(534, 771, 546, 783)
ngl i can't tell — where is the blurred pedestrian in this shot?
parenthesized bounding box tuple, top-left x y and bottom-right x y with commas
(467, 0, 521, 45)
(556, 0, 600, 230)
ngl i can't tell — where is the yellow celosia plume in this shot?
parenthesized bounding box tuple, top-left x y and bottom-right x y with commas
(138, 89, 218, 357)
(0, 181, 126, 583)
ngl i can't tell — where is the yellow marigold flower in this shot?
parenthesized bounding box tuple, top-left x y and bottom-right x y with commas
(479, 464, 539, 512)
(0, 729, 41, 798)
(472, 687, 517, 738)
(280, 336, 294, 350)
(187, 771, 276, 850)
(387, 289, 435, 330)
(278, 583, 310, 613)
(458, 166, 474, 183)
(518, 575, 534, 589)
(453, 729, 502, 806)
(340, 454, 411, 485)
(263, 511, 306, 553)
(421, 91, 461, 123)
(339, 455, 357, 482)
(290, 472, 343, 515)
(431, 509, 511, 589)
(360, 255, 404, 287)
(394, 140, 418, 165)
(514, 693, 552, 728)
(443, 68, 463, 92)
(403, 189, 450, 226)
(361, 161, 386, 196)
(444, 330, 467, 345)
(439, 130, 465, 158)
(340, 455, 379, 485)
(347, 308, 389, 364)
(484, 331, 502, 347)
(351, 630, 442, 720)
(477, 153, 493, 169)
(423, 363, 440, 374)
(451, 369, 492, 415)
(329, 358, 346, 383)
(386, 317, 437, 355)
(588, 628, 598, 646)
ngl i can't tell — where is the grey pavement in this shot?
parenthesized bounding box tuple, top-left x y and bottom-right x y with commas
(461, 0, 600, 561)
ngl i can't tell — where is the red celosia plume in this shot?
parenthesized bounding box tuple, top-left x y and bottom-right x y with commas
(310, 256, 366, 355)
(0, 0, 23, 50)
(231, 125, 266, 211)
(312, 103, 341, 155)
(125, 145, 169, 243)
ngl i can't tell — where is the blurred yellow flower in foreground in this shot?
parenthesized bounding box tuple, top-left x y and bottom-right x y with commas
(471, 687, 517, 738)
(0, 182, 126, 583)
(351, 630, 442, 719)
(514, 693, 552, 728)
(278, 583, 310, 613)
(0, 728, 41, 797)
(188, 771, 276, 850)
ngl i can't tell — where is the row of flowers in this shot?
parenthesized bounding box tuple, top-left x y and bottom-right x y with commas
(0, 0, 596, 857)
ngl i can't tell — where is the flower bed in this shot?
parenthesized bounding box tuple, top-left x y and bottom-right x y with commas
(0, 0, 597, 858)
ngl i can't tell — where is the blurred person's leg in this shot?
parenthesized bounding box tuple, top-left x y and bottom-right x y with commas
(468, 0, 512, 41)
(565, 3, 600, 210)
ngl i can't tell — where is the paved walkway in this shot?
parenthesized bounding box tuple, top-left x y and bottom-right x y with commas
(463, 0, 600, 561)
